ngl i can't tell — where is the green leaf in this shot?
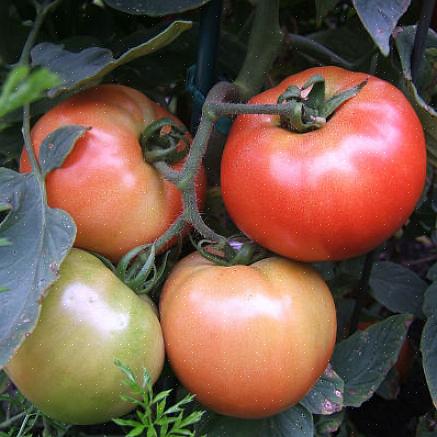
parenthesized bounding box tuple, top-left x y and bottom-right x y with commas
(369, 261, 427, 318)
(0, 169, 76, 368)
(427, 262, 437, 281)
(266, 404, 314, 437)
(331, 314, 413, 407)
(300, 364, 344, 415)
(103, 0, 210, 16)
(0, 66, 59, 122)
(202, 415, 265, 437)
(394, 26, 437, 168)
(352, 0, 411, 56)
(315, 0, 341, 27)
(422, 283, 437, 408)
(375, 367, 400, 400)
(314, 411, 344, 436)
(31, 20, 192, 97)
(39, 126, 89, 178)
(416, 411, 437, 436)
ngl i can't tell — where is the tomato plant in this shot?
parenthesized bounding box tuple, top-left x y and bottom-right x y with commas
(1, 0, 437, 436)
(358, 320, 413, 383)
(221, 66, 427, 262)
(20, 84, 206, 261)
(5, 249, 165, 425)
(159, 252, 337, 418)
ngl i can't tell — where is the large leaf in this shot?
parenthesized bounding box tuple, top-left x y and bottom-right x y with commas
(331, 314, 412, 407)
(200, 405, 313, 437)
(103, 0, 210, 16)
(394, 26, 437, 167)
(31, 20, 192, 97)
(266, 405, 314, 437)
(422, 282, 437, 408)
(0, 170, 75, 367)
(0, 126, 87, 367)
(369, 261, 427, 318)
(201, 415, 265, 437)
(300, 364, 344, 415)
(352, 0, 411, 56)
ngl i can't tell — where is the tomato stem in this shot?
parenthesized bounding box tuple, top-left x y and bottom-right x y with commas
(233, 0, 283, 100)
(20, 0, 63, 185)
(348, 251, 376, 336)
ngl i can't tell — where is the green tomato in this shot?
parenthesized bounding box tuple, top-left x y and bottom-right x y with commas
(5, 248, 165, 425)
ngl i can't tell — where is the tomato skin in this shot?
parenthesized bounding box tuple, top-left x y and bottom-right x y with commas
(159, 252, 337, 418)
(221, 66, 426, 261)
(20, 85, 206, 261)
(5, 249, 165, 425)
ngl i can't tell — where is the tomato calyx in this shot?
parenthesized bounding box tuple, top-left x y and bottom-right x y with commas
(277, 74, 368, 133)
(141, 118, 190, 164)
(97, 244, 173, 296)
(191, 234, 267, 266)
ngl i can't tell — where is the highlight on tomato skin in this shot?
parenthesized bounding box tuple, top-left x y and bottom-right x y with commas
(4, 249, 165, 425)
(159, 251, 337, 418)
(221, 66, 427, 262)
(19, 84, 206, 262)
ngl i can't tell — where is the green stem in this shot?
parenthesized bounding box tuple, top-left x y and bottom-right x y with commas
(19, 0, 62, 66)
(176, 116, 215, 189)
(22, 104, 43, 183)
(153, 216, 186, 252)
(0, 412, 27, 430)
(234, 0, 283, 100)
(183, 188, 226, 244)
(20, 0, 62, 184)
(205, 101, 295, 117)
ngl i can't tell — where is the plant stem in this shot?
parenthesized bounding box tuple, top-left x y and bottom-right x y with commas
(0, 412, 27, 430)
(20, 0, 62, 184)
(234, 0, 283, 100)
(349, 251, 375, 335)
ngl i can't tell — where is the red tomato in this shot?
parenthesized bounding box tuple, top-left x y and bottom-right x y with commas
(159, 252, 337, 418)
(221, 66, 426, 261)
(20, 85, 205, 261)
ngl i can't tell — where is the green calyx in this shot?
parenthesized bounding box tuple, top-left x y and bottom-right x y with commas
(278, 74, 368, 133)
(141, 118, 190, 164)
(192, 235, 267, 267)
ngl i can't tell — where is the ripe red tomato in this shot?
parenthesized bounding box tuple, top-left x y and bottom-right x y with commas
(221, 66, 426, 261)
(20, 85, 205, 261)
(159, 252, 337, 418)
(5, 249, 165, 425)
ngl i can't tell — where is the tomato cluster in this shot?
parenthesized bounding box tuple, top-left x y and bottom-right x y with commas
(7, 67, 426, 424)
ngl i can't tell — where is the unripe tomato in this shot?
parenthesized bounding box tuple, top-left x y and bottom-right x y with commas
(20, 85, 205, 261)
(221, 66, 426, 261)
(159, 252, 337, 418)
(5, 249, 165, 425)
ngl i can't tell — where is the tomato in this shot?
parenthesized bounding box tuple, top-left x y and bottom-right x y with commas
(159, 252, 337, 418)
(5, 249, 165, 425)
(358, 320, 413, 382)
(221, 66, 426, 261)
(20, 85, 205, 261)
